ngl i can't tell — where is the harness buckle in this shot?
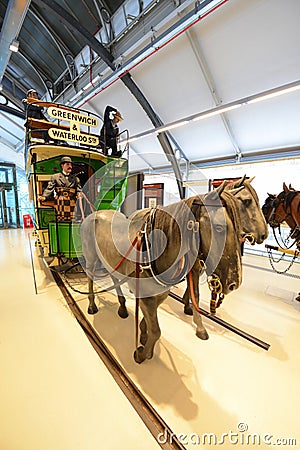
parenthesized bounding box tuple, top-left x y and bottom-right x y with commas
(187, 219, 199, 232)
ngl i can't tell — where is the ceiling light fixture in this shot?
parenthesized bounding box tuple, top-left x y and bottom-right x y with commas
(9, 40, 19, 52)
(157, 120, 189, 133)
(192, 104, 241, 122)
(246, 83, 300, 104)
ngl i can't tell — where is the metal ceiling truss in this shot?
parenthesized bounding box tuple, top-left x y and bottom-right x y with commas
(0, 110, 24, 130)
(16, 51, 50, 95)
(0, 135, 17, 150)
(0, 102, 24, 119)
(92, 0, 114, 43)
(0, 76, 24, 110)
(30, 7, 78, 85)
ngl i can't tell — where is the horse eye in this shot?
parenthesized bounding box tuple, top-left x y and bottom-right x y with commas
(215, 225, 224, 233)
(243, 198, 252, 207)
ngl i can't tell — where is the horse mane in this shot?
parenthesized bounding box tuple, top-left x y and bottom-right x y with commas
(227, 178, 260, 206)
(220, 190, 242, 238)
(184, 191, 242, 238)
(244, 181, 260, 205)
(278, 189, 299, 211)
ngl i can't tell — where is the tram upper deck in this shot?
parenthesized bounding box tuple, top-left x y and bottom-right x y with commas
(25, 100, 129, 258)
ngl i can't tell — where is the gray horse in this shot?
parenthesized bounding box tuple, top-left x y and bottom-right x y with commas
(182, 176, 268, 318)
(80, 183, 242, 363)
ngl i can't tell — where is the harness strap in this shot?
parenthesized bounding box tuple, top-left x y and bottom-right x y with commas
(112, 233, 140, 273)
(135, 234, 142, 350)
(188, 271, 202, 314)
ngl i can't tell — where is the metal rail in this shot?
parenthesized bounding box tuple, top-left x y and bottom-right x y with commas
(168, 292, 270, 351)
(51, 270, 186, 450)
(58, 266, 270, 351)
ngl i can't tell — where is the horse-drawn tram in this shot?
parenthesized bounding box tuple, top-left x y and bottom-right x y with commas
(24, 102, 300, 448)
(25, 101, 128, 262)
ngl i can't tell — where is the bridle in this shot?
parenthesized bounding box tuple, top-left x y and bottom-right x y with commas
(263, 192, 300, 249)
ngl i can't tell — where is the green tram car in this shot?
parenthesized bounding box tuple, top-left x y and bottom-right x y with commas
(25, 101, 128, 261)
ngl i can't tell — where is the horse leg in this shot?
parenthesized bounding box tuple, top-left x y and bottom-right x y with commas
(183, 259, 203, 316)
(139, 317, 147, 345)
(182, 282, 193, 315)
(190, 264, 209, 340)
(110, 275, 128, 318)
(88, 277, 99, 314)
(134, 295, 165, 364)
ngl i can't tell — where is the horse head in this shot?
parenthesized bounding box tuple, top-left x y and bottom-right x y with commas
(262, 193, 280, 227)
(262, 189, 298, 231)
(226, 176, 268, 244)
(192, 187, 242, 296)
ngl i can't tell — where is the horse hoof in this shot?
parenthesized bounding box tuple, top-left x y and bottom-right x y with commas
(134, 346, 145, 364)
(196, 329, 209, 340)
(118, 306, 129, 319)
(88, 305, 98, 315)
(184, 305, 193, 315)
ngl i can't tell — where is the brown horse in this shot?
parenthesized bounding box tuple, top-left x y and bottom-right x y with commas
(182, 176, 268, 318)
(80, 183, 242, 363)
(262, 182, 300, 243)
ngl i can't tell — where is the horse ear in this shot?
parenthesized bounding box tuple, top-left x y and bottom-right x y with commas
(245, 176, 255, 184)
(214, 180, 227, 195)
(229, 186, 245, 196)
(267, 193, 276, 199)
(239, 174, 247, 186)
(205, 189, 219, 202)
(283, 182, 288, 192)
(230, 175, 245, 188)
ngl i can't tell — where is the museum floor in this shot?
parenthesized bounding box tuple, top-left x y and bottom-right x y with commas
(0, 228, 299, 450)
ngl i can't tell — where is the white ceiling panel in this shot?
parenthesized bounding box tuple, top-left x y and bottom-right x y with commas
(170, 116, 237, 160)
(228, 90, 300, 153)
(194, 0, 300, 100)
(129, 32, 215, 121)
(0, 113, 23, 148)
(129, 142, 169, 173)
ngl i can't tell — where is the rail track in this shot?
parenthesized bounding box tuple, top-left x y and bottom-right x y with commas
(51, 269, 186, 450)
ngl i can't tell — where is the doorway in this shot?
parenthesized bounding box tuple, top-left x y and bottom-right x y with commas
(0, 164, 20, 229)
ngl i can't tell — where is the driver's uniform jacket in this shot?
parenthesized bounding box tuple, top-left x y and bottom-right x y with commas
(42, 172, 82, 199)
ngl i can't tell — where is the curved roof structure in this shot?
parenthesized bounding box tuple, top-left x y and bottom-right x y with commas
(0, 0, 299, 173)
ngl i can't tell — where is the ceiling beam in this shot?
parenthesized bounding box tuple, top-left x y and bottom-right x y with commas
(0, 110, 24, 129)
(0, 0, 31, 84)
(0, 103, 25, 119)
(29, 7, 76, 81)
(0, 135, 17, 150)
